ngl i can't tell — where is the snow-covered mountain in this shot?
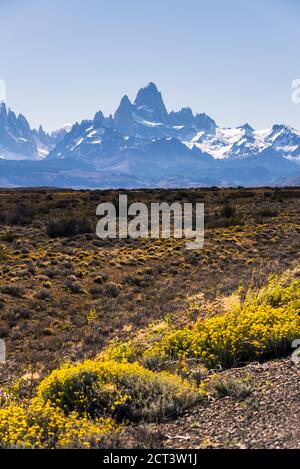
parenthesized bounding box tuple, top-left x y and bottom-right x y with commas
(50, 123, 73, 145)
(47, 82, 300, 165)
(0, 102, 54, 160)
(187, 123, 300, 161)
(0, 83, 299, 188)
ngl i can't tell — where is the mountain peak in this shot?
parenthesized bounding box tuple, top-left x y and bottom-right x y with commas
(0, 101, 7, 115)
(239, 123, 254, 137)
(93, 110, 105, 127)
(146, 82, 159, 91)
(17, 113, 31, 132)
(195, 113, 217, 134)
(114, 95, 135, 137)
(134, 82, 160, 103)
(118, 94, 132, 108)
(134, 82, 168, 123)
(240, 123, 254, 131)
(271, 123, 294, 133)
(169, 107, 195, 126)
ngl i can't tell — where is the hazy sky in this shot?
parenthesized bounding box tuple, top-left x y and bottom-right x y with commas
(0, 0, 299, 131)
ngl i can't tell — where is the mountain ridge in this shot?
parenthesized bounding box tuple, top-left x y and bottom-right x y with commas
(0, 83, 300, 188)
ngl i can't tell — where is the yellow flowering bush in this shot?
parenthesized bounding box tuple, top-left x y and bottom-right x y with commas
(182, 277, 299, 368)
(0, 398, 117, 449)
(166, 301, 300, 368)
(1, 272, 298, 448)
(103, 275, 300, 369)
(38, 360, 200, 422)
(0, 360, 199, 448)
(103, 321, 172, 366)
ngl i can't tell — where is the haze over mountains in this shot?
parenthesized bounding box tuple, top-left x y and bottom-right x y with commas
(0, 83, 300, 188)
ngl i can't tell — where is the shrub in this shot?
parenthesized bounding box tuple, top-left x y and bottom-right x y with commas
(0, 398, 117, 449)
(207, 213, 244, 228)
(9, 306, 31, 321)
(0, 231, 15, 243)
(103, 275, 300, 370)
(257, 209, 278, 218)
(9, 205, 34, 226)
(65, 280, 84, 294)
(220, 204, 236, 219)
(212, 378, 252, 400)
(35, 289, 52, 300)
(93, 275, 108, 285)
(0, 245, 8, 261)
(103, 321, 172, 368)
(38, 360, 200, 423)
(0, 285, 24, 298)
(47, 217, 93, 238)
(104, 283, 120, 298)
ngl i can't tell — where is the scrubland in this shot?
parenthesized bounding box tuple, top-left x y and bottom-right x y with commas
(0, 187, 299, 448)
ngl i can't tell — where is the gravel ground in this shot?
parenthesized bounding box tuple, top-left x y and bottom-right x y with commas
(157, 359, 300, 449)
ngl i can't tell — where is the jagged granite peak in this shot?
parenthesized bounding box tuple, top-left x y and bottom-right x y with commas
(0, 103, 31, 134)
(0, 102, 8, 128)
(118, 94, 132, 109)
(269, 124, 300, 138)
(114, 95, 136, 137)
(106, 114, 114, 128)
(93, 110, 106, 127)
(7, 109, 19, 131)
(0, 101, 7, 118)
(0, 101, 7, 114)
(268, 124, 297, 140)
(241, 123, 254, 131)
(33, 125, 53, 148)
(239, 123, 254, 137)
(17, 113, 31, 136)
(134, 82, 169, 123)
(0, 103, 54, 159)
(272, 123, 289, 131)
(195, 113, 217, 134)
(169, 107, 196, 126)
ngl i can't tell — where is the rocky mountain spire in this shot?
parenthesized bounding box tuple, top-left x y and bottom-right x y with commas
(134, 82, 168, 123)
(114, 95, 136, 137)
(169, 107, 196, 126)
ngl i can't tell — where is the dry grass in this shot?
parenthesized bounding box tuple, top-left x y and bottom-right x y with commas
(0, 187, 299, 386)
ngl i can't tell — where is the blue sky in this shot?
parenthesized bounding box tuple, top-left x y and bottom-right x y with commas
(0, 0, 299, 131)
